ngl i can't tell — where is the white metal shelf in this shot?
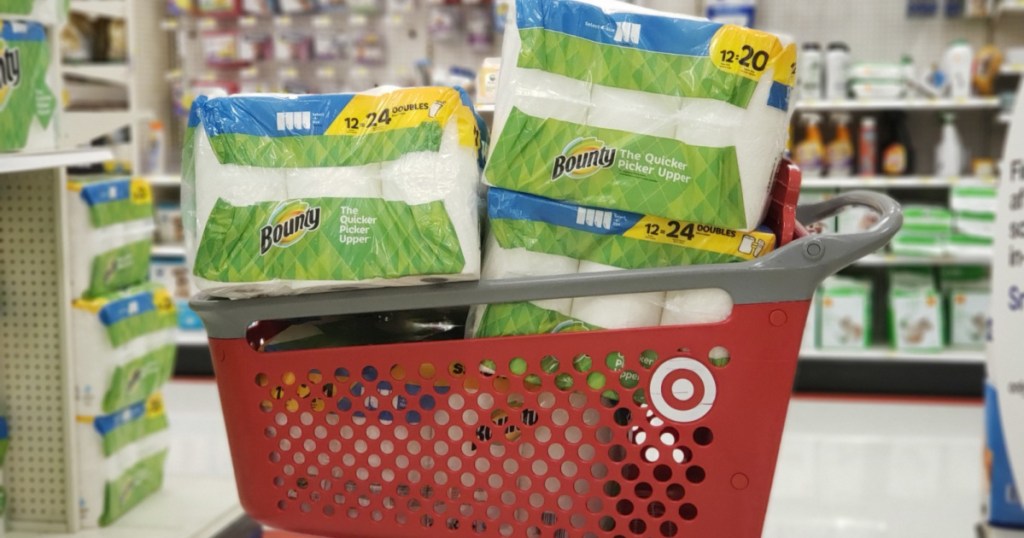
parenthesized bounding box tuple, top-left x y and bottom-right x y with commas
(177, 331, 209, 347)
(1001, 64, 1024, 76)
(999, 113, 1013, 124)
(63, 63, 130, 86)
(6, 476, 243, 538)
(69, 0, 127, 19)
(801, 347, 985, 364)
(795, 98, 1001, 112)
(0, 148, 113, 174)
(856, 254, 992, 267)
(143, 174, 182, 187)
(61, 111, 141, 147)
(152, 244, 186, 257)
(802, 176, 996, 189)
(476, 104, 495, 113)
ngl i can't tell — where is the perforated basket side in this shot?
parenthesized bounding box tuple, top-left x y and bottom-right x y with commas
(209, 300, 807, 538)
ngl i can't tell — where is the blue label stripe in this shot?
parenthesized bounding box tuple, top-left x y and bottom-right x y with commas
(198, 94, 355, 138)
(488, 188, 642, 236)
(516, 0, 721, 57)
(99, 292, 156, 327)
(92, 401, 146, 435)
(187, 95, 208, 129)
(767, 81, 791, 111)
(80, 179, 132, 207)
(1, 19, 47, 41)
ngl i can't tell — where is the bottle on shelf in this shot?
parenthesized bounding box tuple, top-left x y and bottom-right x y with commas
(944, 39, 974, 99)
(859, 116, 878, 176)
(825, 42, 850, 101)
(879, 112, 915, 176)
(795, 113, 826, 178)
(827, 113, 854, 177)
(799, 42, 824, 100)
(935, 113, 964, 178)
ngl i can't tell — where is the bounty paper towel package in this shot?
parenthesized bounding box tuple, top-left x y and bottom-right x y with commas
(889, 270, 944, 353)
(67, 178, 155, 299)
(820, 277, 871, 349)
(0, 0, 65, 23)
(0, 19, 58, 152)
(77, 394, 169, 528)
(485, 0, 796, 230)
(474, 189, 774, 337)
(72, 285, 177, 415)
(185, 86, 487, 299)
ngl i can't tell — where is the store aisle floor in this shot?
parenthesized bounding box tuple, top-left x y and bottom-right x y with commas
(164, 382, 984, 537)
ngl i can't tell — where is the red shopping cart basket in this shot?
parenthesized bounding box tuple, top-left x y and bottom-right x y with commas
(192, 191, 901, 538)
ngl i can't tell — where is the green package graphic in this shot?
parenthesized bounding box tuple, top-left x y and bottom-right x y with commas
(486, 109, 745, 228)
(0, 19, 57, 151)
(0, 0, 34, 14)
(476, 302, 599, 339)
(100, 449, 167, 527)
(85, 240, 153, 299)
(194, 197, 465, 284)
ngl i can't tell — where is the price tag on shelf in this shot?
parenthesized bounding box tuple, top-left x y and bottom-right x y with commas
(198, 18, 217, 31)
(317, 67, 337, 79)
(160, 19, 179, 31)
(280, 67, 299, 80)
(241, 67, 260, 79)
(276, 16, 293, 27)
(199, 71, 217, 82)
(239, 16, 258, 28)
(350, 14, 369, 27)
(313, 16, 332, 29)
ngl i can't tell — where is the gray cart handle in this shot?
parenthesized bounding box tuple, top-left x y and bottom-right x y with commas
(192, 190, 901, 339)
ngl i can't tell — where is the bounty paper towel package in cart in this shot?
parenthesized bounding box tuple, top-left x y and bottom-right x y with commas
(185, 86, 487, 299)
(67, 177, 155, 299)
(486, 0, 796, 230)
(474, 189, 776, 337)
(72, 285, 177, 415)
(77, 393, 169, 528)
(0, 19, 58, 152)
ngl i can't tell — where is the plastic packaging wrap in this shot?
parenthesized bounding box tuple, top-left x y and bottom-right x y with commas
(472, 189, 775, 338)
(184, 87, 488, 299)
(485, 0, 795, 230)
(71, 285, 177, 416)
(77, 394, 169, 528)
(0, 19, 58, 152)
(67, 178, 155, 299)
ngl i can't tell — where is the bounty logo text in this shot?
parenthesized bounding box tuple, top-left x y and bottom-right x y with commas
(551, 137, 618, 181)
(260, 201, 322, 255)
(0, 41, 22, 111)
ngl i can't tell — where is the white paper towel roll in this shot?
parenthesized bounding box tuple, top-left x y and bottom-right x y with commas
(675, 97, 741, 148)
(661, 288, 734, 327)
(492, 67, 593, 150)
(733, 69, 789, 228)
(194, 128, 288, 238)
(569, 261, 665, 329)
(481, 234, 579, 315)
(589, 86, 679, 138)
(285, 165, 383, 199)
(77, 428, 169, 529)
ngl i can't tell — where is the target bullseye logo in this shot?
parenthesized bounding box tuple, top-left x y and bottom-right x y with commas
(649, 358, 717, 423)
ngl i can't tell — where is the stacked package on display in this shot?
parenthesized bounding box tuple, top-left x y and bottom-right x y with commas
(475, 0, 795, 337)
(819, 277, 872, 350)
(67, 178, 155, 300)
(888, 270, 944, 353)
(71, 284, 177, 417)
(890, 205, 953, 257)
(939, 266, 990, 349)
(951, 185, 998, 257)
(0, 0, 67, 23)
(486, 0, 796, 231)
(77, 393, 169, 528)
(183, 86, 487, 299)
(0, 19, 58, 152)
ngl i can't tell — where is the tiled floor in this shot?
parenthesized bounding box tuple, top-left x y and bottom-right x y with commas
(164, 382, 986, 537)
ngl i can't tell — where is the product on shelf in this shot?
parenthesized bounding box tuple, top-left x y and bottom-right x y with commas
(825, 42, 850, 101)
(837, 203, 882, 235)
(472, 189, 776, 338)
(476, 57, 501, 105)
(940, 266, 990, 348)
(952, 185, 998, 240)
(944, 39, 974, 99)
(799, 189, 838, 234)
(819, 276, 872, 350)
(798, 42, 823, 100)
(0, 19, 57, 152)
(77, 393, 169, 528)
(195, 0, 241, 16)
(183, 87, 487, 299)
(485, 0, 795, 231)
(241, 0, 278, 15)
(858, 116, 878, 176)
(936, 113, 964, 178)
(155, 203, 184, 245)
(974, 45, 1003, 96)
(888, 269, 944, 352)
(67, 177, 156, 299)
(150, 260, 204, 331)
(201, 31, 244, 66)
(794, 113, 825, 178)
(0, 0, 65, 23)
(879, 112, 915, 176)
(71, 284, 177, 415)
(890, 205, 952, 256)
(826, 113, 854, 177)
(166, 0, 193, 16)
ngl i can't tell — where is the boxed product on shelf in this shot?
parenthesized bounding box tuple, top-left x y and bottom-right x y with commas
(67, 177, 156, 299)
(273, 32, 313, 62)
(242, 0, 278, 15)
(238, 33, 274, 63)
(155, 203, 184, 245)
(952, 184, 999, 214)
(150, 260, 203, 331)
(71, 284, 177, 416)
(0, 19, 58, 153)
(485, 0, 795, 231)
(950, 233, 994, 257)
(476, 57, 501, 105)
(889, 270, 945, 352)
(201, 31, 244, 66)
(940, 267, 990, 348)
(77, 393, 169, 528)
(183, 87, 488, 299)
(473, 189, 776, 338)
(799, 189, 838, 234)
(889, 205, 953, 256)
(955, 211, 997, 239)
(195, 0, 241, 16)
(166, 0, 193, 16)
(278, 0, 319, 14)
(819, 277, 872, 349)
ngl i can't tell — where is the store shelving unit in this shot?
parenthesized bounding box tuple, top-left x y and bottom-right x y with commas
(802, 175, 997, 189)
(795, 97, 1002, 111)
(801, 347, 985, 364)
(856, 253, 993, 266)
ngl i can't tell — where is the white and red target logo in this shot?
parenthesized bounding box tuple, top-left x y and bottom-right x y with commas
(649, 358, 717, 423)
